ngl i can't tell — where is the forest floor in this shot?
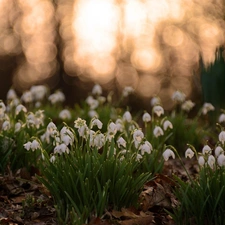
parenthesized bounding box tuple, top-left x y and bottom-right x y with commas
(0, 158, 198, 225)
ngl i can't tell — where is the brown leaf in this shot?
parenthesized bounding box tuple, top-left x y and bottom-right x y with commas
(119, 215, 153, 225)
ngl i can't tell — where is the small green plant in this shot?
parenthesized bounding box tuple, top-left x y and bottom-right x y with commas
(170, 128, 225, 225)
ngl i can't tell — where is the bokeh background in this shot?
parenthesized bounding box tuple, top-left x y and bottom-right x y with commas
(0, 0, 225, 110)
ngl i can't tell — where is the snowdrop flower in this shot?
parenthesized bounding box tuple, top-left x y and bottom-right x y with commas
(219, 131, 225, 145)
(163, 149, 175, 161)
(142, 112, 151, 123)
(106, 122, 117, 141)
(153, 126, 164, 138)
(115, 118, 124, 132)
(7, 89, 17, 101)
(50, 155, 56, 163)
(2, 120, 11, 131)
(150, 96, 161, 106)
(207, 155, 215, 169)
(54, 143, 69, 154)
(60, 127, 74, 146)
(86, 96, 99, 109)
(123, 111, 132, 122)
(88, 110, 99, 118)
(30, 85, 48, 101)
(31, 139, 41, 151)
(91, 132, 105, 149)
(163, 120, 173, 131)
(219, 113, 225, 123)
(181, 100, 195, 112)
(139, 141, 152, 155)
(92, 84, 102, 95)
(59, 109, 71, 120)
(117, 137, 127, 148)
(122, 86, 134, 97)
(15, 104, 27, 115)
(78, 124, 90, 139)
(74, 118, 86, 128)
(24, 141, 32, 151)
(133, 129, 144, 148)
(215, 146, 224, 157)
(97, 96, 106, 104)
(90, 118, 103, 129)
(0, 101, 6, 118)
(201, 103, 215, 115)
(202, 145, 212, 155)
(48, 91, 65, 104)
(47, 122, 57, 134)
(153, 105, 164, 117)
(172, 91, 186, 103)
(217, 154, 225, 167)
(185, 148, 194, 159)
(198, 156, 205, 167)
(14, 122, 22, 133)
(21, 91, 33, 103)
(136, 153, 143, 162)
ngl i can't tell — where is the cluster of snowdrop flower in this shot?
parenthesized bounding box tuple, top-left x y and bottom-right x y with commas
(183, 129, 225, 169)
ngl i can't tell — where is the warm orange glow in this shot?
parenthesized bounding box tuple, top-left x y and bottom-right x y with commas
(0, 0, 224, 100)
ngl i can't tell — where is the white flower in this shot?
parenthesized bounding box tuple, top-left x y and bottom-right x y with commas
(115, 118, 124, 132)
(172, 91, 186, 103)
(117, 137, 127, 148)
(15, 104, 27, 115)
(31, 140, 41, 151)
(181, 100, 195, 112)
(54, 143, 69, 154)
(142, 112, 151, 123)
(7, 89, 17, 100)
(0, 101, 6, 117)
(78, 125, 89, 139)
(86, 96, 99, 109)
(136, 153, 143, 162)
(219, 131, 225, 145)
(88, 110, 99, 118)
(61, 133, 73, 146)
(139, 141, 152, 155)
(106, 122, 117, 141)
(198, 156, 205, 166)
(122, 86, 134, 97)
(14, 122, 22, 132)
(21, 91, 33, 103)
(24, 141, 32, 151)
(202, 103, 215, 115)
(163, 120, 173, 131)
(92, 84, 102, 95)
(47, 122, 58, 135)
(133, 129, 144, 148)
(50, 155, 56, 163)
(219, 113, 225, 123)
(207, 155, 215, 169)
(150, 96, 161, 106)
(97, 96, 106, 104)
(217, 154, 225, 167)
(59, 109, 71, 120)
(91, 132, 105, 149)
(74, 118, 86, 128)
(185, 148, 194, 159)
(153, 126, 164, 137)
(30, 85, 48, 101)
(48, 91, 65, 104)
(163, 149, 175, 161)
(123, 111, 132, 122)
(153, 105, 164, 117)
(2, 120, 11, 131)
(90, 118, 103, 129)
(215, 146, 224, 157)
(202, 145, 212, 155)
